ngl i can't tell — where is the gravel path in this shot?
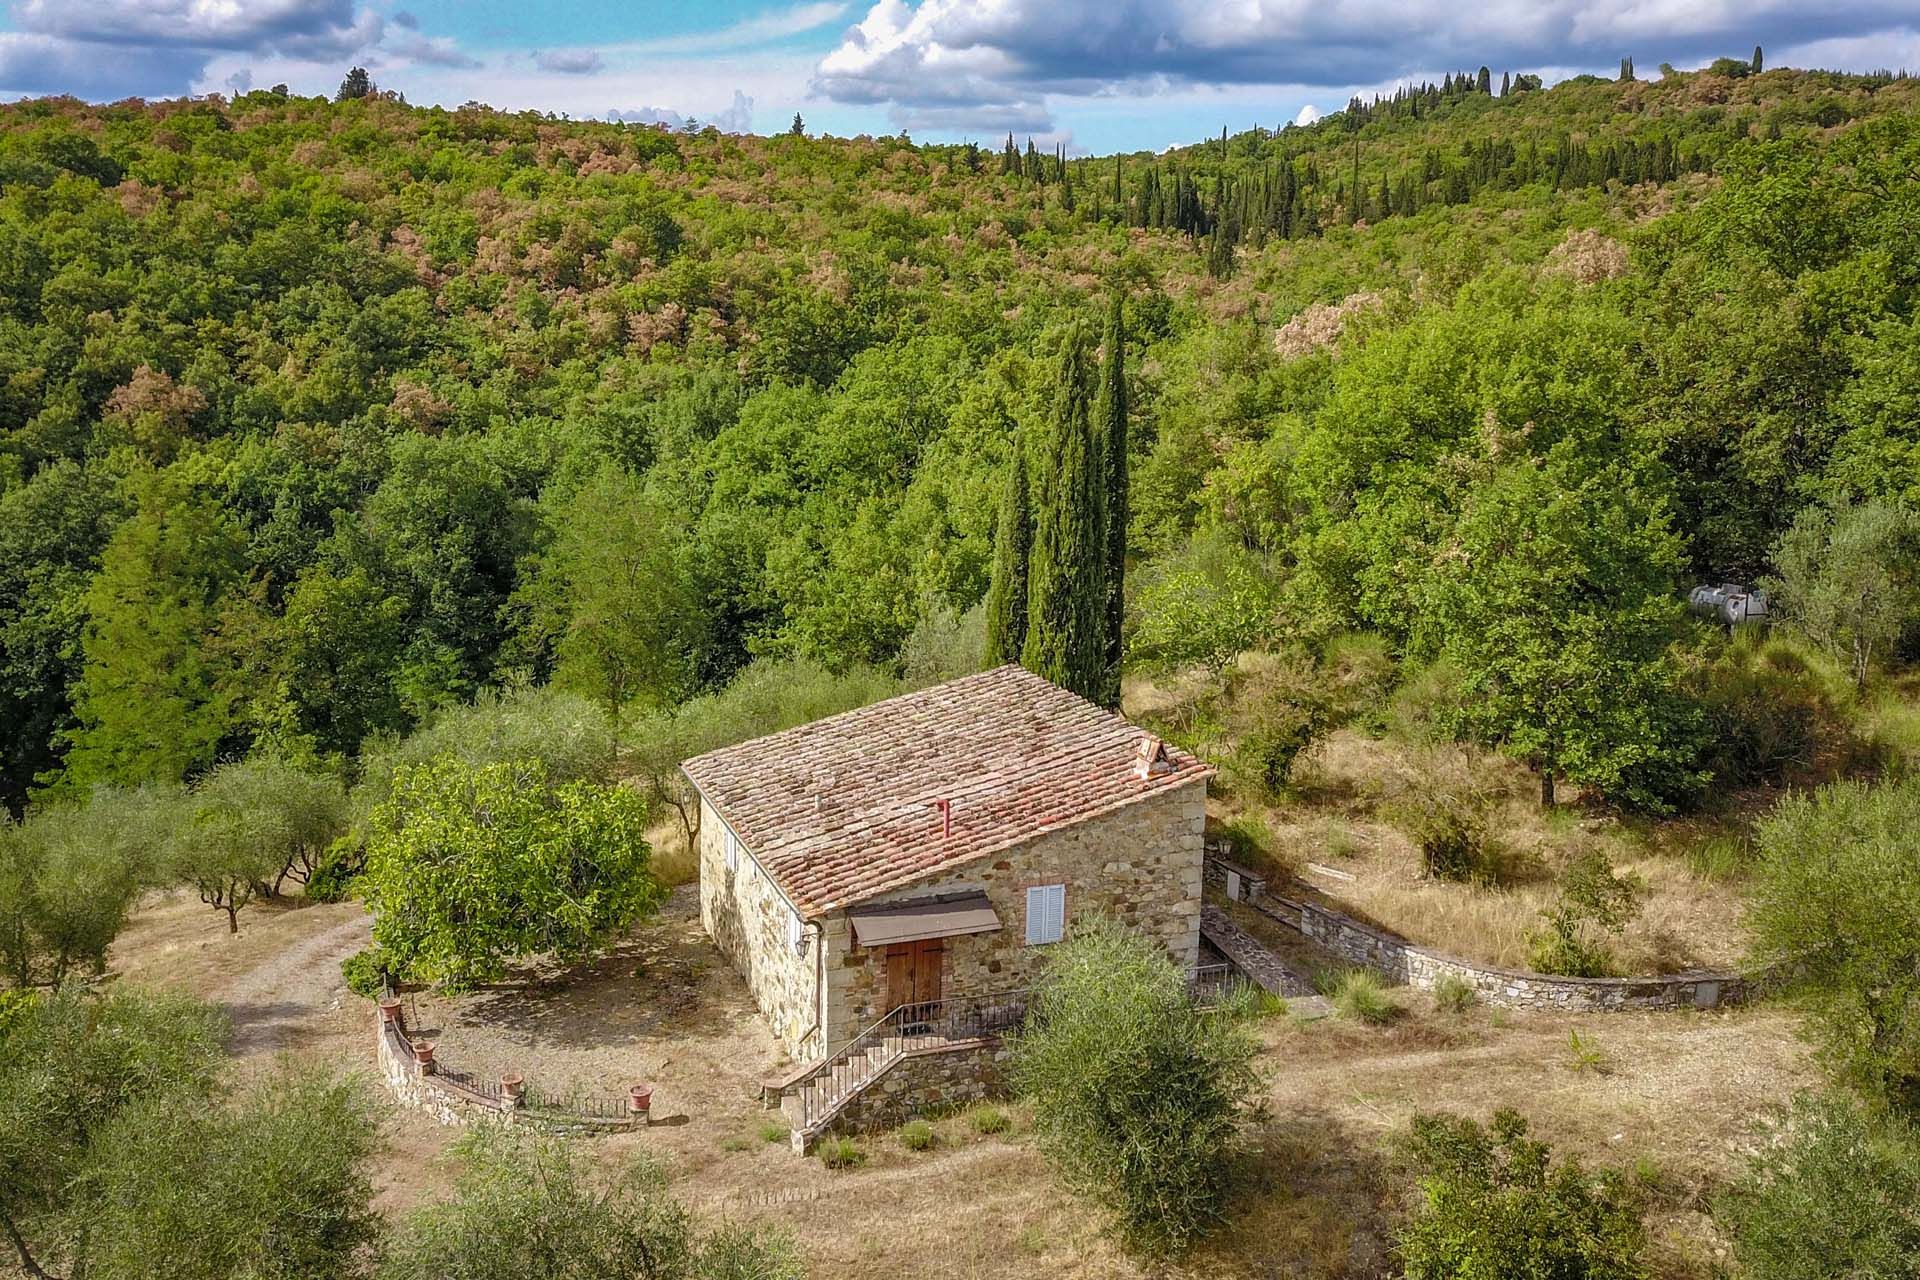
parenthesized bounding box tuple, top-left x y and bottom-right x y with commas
(216, 912, 372, 1057)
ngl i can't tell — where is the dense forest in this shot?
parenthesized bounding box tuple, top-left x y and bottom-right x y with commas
(1, 58, 1918, 821)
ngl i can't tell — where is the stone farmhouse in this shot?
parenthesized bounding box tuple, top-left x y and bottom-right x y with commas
(681, 664, 1214, 1066)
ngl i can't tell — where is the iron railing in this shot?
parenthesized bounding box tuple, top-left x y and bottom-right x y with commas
(794, 989, 1029, 1130)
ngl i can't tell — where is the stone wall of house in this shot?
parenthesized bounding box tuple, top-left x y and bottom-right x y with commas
(1217, 863, 1751, 1012)
(698, 796, 821, 1058)
(810, 1039, 1010, 1145)
(820, 777, 1208, 1048)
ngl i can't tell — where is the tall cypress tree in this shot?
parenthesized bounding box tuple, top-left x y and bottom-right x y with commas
(1022, 325, 1104, 700)
(1095, 294, 1129, 709)
(983, 436, 1031, 667)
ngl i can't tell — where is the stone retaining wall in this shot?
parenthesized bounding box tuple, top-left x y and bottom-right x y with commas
(374, 1009, 641, 1133)
(1204, 856, 1752, 1013)
(811, 1039, 1009, 1144)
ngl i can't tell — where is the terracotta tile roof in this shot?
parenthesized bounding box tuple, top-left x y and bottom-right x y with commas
(681, 665, 1214, 917)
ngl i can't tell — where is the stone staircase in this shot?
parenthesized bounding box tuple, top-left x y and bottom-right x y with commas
(774, 994, 1028, 1153)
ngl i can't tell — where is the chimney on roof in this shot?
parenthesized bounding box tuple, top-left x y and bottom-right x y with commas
(1133, 736, 1173, 781)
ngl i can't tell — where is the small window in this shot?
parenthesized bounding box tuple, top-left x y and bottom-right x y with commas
(787, 910, 806, 953)
(1025, 884, 1066, 946)
(724, 828, 740, 873)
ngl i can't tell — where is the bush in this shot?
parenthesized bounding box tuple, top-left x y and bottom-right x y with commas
(967, 1104, 1010, 1135)
(1010, 918, 1261, 1257)
(1432, 975, 1477, 1014)
(1128, 529, 1281, 678)
(1223, 652, 1338, 797)
(1326, 969, 1401, 1025)
(341, 946, 399, 999)
(1527, 849, 1642, 978)
(1396, 1109, 1648, 1280)
(303, 836, 364, 903)
(816, 1136, 865, 1170)
(899, 1118, 936, 1151)
(1718, 1092, 1920, 1280)
(1693, 636, 1861, 788)
(1747, 778, 1920, 1111)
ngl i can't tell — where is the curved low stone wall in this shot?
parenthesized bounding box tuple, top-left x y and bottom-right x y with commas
(1204, 854, 1751, 1013)
(374, 1008, 642, 1133)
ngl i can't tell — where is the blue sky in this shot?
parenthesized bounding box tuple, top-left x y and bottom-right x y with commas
(2, 1, 1918, 153)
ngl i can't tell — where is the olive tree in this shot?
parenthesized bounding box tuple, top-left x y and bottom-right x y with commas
(1764, 499, 1920, 688)
(0, 786, 177, 988)
(173, 756, 348, 932)
(1747, 777, 1920, 1112)
(380, 1127, 801, 1280)
(0, 987, 227, 1279)
(1010, 917, 1261, 1257)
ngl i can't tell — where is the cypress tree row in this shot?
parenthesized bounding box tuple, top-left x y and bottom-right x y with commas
(1022, 324, 1106, 701)
(983, 435, 1031, 667)
(1095, 293, 1129, 709)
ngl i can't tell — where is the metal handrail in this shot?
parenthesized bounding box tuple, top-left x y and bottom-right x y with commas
(795, 989, 1030, 1129)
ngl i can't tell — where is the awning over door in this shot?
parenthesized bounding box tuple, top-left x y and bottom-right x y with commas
(849, 892, 1002, 948)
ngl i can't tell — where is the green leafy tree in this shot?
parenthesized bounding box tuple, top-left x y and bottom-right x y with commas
(336, 67, 373, 101)
(1095, 293, 1129, 707)
(982, 436, 1031, 666)
(1396, 1109, 1648, 1280)
(258, 567, 409, 761)
(1747, 778, 1920, 1112)
(528, 464, 705, 742)
(1022, 325, 1107, 700)
(58, 477, 251, 791)
(0, 987, 228, 1280)
(1526, 848, 1643, 977)
(0, 786, 177, 988)
(1128, 530, 1279, 678)
(1428, 460, 1703, 810)
(363, 758, 662, 989)
(1010, 917, 1261, 1257)
(380, 1127, 802, 1280)
(174, 756, 346, 932)
(81, 1069, 381, 1280)
(1763, 500, 1920, 689)
(1719, 1092, 1920, 1280)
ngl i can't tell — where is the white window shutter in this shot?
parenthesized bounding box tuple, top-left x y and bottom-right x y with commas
(787, 910, 805, 952)
(724, 829, 739, 872)
(1026, 884, 1066, 945)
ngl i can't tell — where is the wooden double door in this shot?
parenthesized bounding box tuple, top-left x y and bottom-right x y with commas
(885, 938, 944, 1019)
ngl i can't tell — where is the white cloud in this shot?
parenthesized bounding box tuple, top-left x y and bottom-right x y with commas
(609, 88, 756, 133)
(1291, 103, 1321, 126)
(811, 0, 1920, 134)
(535, 48, 605, 75)
(619, 1, 851, 55)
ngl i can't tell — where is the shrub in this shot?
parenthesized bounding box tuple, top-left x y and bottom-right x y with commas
(967, 1104, 1010, 1135)
(1693, 636, 1861, 788)
(1128, 530, 1281, 678)
(1747, 778, 1920, 1111)
(1718, 1092, 1920, 1280)
(1010, 917, 1261, 1257)
(303, 835, 364, 903)
(816, 1136, 865, 1170)
(758, 1120, 789, 1144)
(899, 1119, 936, 1151)
(1527, 849, 1642, 978)
(1223, 652, 1337, 797)
(1432, 975, 1477, 1014)
(1396, 1109, 1648, 1280)
(1327, 970, 1401, 1025)
(341, 946, 399, 999)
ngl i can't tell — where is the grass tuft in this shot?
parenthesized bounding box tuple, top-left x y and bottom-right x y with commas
(816, 1135, 866, 1169)
(899, 1118, 936, 1151)
(1326, 969, 1402, 1025)
(966, 1103, 1011, 1135)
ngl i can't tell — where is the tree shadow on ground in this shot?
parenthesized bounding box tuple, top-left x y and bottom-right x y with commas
(1179, 1106, 1405, 1280)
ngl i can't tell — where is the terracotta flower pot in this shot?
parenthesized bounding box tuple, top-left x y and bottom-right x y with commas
(501, 1073, 525, 1102)
(378, 997, 401, 1023)
(412, 1041, 436, 1069)
(628, 1082, 653, 1116)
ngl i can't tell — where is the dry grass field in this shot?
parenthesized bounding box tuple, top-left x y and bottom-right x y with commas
(105, 876, 1817, 1280)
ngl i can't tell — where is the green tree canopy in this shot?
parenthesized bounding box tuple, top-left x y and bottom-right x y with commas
(1010, 917, 1261, 1257)
(363, 758, 662, 989)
